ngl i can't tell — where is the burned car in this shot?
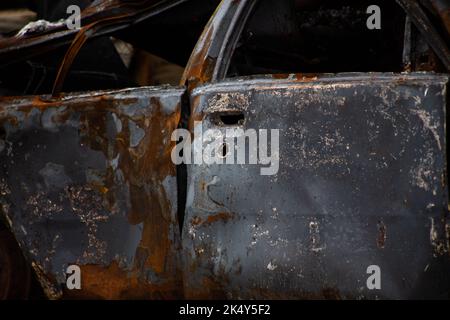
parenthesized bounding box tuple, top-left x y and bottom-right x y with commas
(0, 0, 449, 299)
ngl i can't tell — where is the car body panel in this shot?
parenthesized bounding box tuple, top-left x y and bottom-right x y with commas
(0, 86, 184, 299)
(183, 73, 450, 299)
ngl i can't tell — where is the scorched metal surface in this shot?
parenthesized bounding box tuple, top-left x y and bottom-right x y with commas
(0, 0, 450, 300)
(0, 86, 184, 299)
(183, 73, 450, 299)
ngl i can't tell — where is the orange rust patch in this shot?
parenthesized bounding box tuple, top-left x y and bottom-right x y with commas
(271, 73, 319, 81)
(181, 20, 216, 91)
(190, 95, 205, 128)
(1, 90, 184, 300)
(205, 212, 235, 225)
(64, 262, 182, 300)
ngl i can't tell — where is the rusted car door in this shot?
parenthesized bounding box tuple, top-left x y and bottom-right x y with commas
(181, 0, 450, 299)
(0, 86, 184, 299)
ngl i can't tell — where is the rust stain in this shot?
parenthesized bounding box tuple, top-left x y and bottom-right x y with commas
(191, 212, 235, 227)
(181, 22, 216, 91)
(430, 0, 450, 35)
(240, 287, 343, 300)
(76, 95, 182, 297)
(0, 89, 183, 299)
(205, 212, 235, 225)
(377, 220, 387, 249)
(64, 261, 182, 300)
(272, 73, 319, 81)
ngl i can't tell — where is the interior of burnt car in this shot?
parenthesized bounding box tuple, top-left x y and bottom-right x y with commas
(227, 0, 447, 76)
(0, 0, 448, 94)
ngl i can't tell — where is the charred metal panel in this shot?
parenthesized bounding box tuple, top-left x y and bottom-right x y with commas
(183, 73, 450, 299)
(0, 87, 184, 299)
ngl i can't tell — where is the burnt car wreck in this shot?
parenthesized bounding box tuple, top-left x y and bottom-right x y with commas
(0, 0, 449, 300)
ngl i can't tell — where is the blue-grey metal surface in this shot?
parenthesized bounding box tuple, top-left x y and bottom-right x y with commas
(183, 73, 450, 299)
